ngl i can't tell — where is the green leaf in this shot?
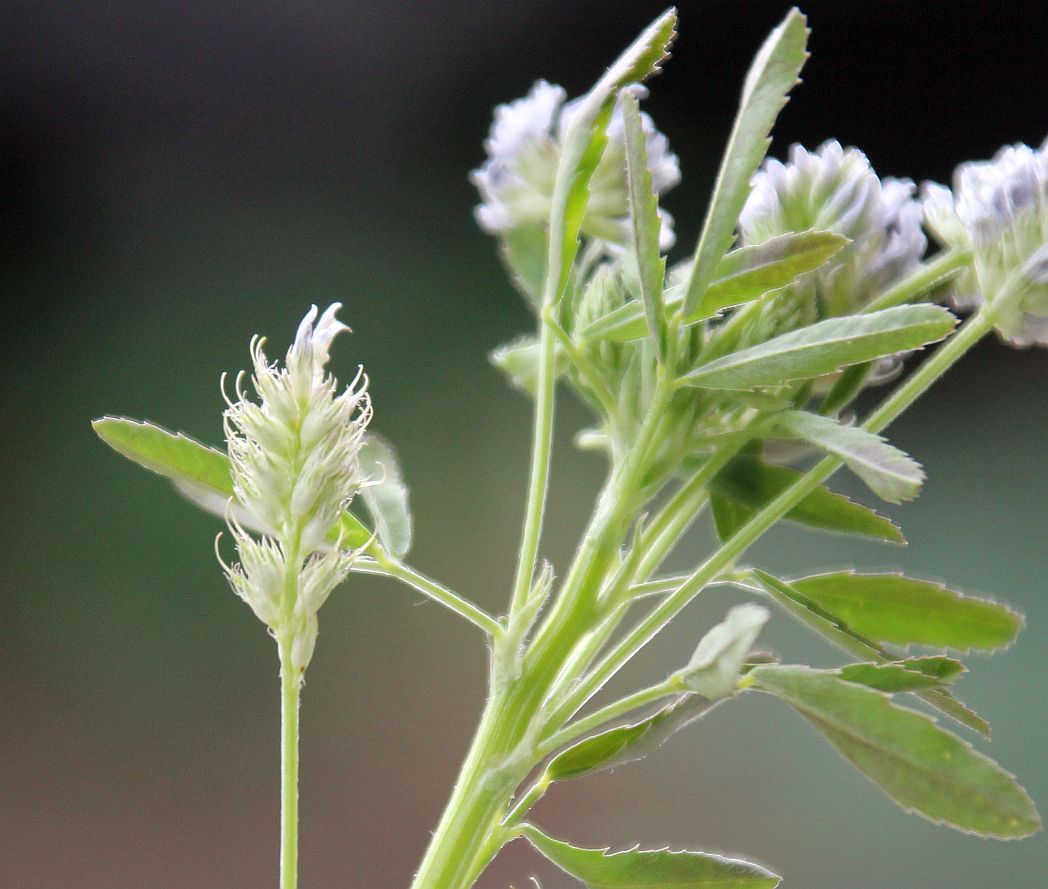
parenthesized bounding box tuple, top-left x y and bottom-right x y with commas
(790, 572, 1024, 652)
(546, 695, 713, 783)
(499, 225, 547, 305)
(839, 657, 965, 692)
(749, 570, 991, 737)
(681, 305, 957, 390)
(680, 8, 810, 319)
(750, 665, 1041, 838)
(490, 336, 542, 396)
(771, 411, 925, 503)
(582, 230, 846, 343)
(358, 434, 412, 558)
(621, 89, 668, 359)
(93, 416, 374, 549)
(522, 825, 781, 888)
(550, 8, 677, 302)
(710, 455, 904, 543)
(675, 604, 770, 698)
(93, 416, 231, 494)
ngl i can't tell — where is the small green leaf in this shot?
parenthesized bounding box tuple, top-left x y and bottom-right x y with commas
(93, 416, 230, 494)
(358, 434, 412, 558)
(680, 8, 810, 319)
(582, 230, 846, 343)
(621, 89, 668, 359)
(749, 570, 991, 737)
(839, 657, 965, 692)
(710, 455, 905, 543)
(771, 411, 925, 503)
(750, 665, 1041, 838)
(790, 572, 1024, 652)
(490, 336, 542, 396)
(675, 604, 770, 698)
(546, 695, 713, 783)
(681, 305, 957, 390)
(522, 825, 781, 888)
(499, 225, 547, 305)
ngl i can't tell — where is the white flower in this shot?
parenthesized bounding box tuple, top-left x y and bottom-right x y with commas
(740, 141, 927, 317)
(471, 80, 680, 249)
(922, 138, 1048, 346)
(221, 303, 372, 672)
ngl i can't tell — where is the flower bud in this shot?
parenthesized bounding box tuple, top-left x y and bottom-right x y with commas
(922, 138, 1048, 346)
(471, 80, 680, 249)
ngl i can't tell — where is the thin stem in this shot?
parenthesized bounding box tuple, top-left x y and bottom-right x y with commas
(865, 247, 973, 312)
(547, 314, 618, 416)
(278, 641, 300, 889)
(366, 552, 502, 637)
(502, 773, 552, 830)
(561, 305, 998, 720)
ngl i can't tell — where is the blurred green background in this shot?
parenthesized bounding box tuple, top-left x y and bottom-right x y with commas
(3, 2, 1046, 887)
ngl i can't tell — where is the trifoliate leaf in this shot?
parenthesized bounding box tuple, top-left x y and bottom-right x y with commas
(675, 604, 770, 698)
(358, 433, 412, 558)
(750, 665, 1041, 838)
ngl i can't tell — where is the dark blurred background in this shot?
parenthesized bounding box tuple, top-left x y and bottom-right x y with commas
(3, 2, 1046, 887)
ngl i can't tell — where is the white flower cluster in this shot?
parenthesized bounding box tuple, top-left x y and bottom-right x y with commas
(740, 141, 926, 317)
(471, 80, 681, 249)
(923, 139, 1048, 346)
(221, 304, 372, 674)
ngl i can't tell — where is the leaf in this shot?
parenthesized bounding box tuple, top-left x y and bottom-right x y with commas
(749, 570, 991, 737)
(621, 90, 668, 359)
(550, 8, 677, 302)
(710, 455, 904, 543)
(546, 695, 714, 783)
(357, 434, 412, 558)
(93, 416, 230, 494)
(771, 411, 925, 503)
(582, 230, 846, 343)
(818, 361, 873, 416)
(675, 604, 770, 698)
(499, 225, 547, 305)
(750, 665, 1041, 838)
(681, 305, 957, 390)
(839, 657, 965, 692)
(93, 416, 373, 549)
(522, 825, 781, 888)
(790, 572, 1024, 652)
(680, 8, 810, 319)
(490, 336, 542, 396)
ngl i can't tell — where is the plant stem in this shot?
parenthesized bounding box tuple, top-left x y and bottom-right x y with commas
(560, 305, 998, 719)
(278, 641, 300, 889)
(363, 552, 502, 637)
(865, 247, 972, 312)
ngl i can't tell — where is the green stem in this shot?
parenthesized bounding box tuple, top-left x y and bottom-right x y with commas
(363, 552, 502, 638)
(278, 642, 300, 889)
(561, 305, 998, 719)
(865, 247, 972, 312)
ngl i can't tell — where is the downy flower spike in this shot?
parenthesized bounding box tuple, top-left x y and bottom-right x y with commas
(740, 141, 927, 319)
(221, 303, 372, 673)
(922, 138, 1048, 346)
(471, 80, 681, 249)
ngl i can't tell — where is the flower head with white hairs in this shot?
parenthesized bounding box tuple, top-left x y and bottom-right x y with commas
(221, 303, 372, 673)
(471, 80, 680, 250)
(923, 138, 1048, 346)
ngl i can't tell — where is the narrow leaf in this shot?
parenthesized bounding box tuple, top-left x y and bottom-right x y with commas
(839, 657, 965, 692)
(750, 570, 991, 736)
(582, 230, 845, 343)
(621, 90, 668, 359)
(547, 695, 714, 783)
(676, 604, 770, 698)
(681, 305, 957, 390)
(358, 434, 412, 558)
(710, 455, 905, 543)
(771, 410, 925, 503)
(523, 825, 781, 888)
(791, 572, 1024, 652)
(751, 666, 1041, 838)
(499, 225, 547, 305)
(681, 8, 810, 319)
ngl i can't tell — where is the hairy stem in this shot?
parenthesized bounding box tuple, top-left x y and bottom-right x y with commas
(278, 642, 300, 889)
